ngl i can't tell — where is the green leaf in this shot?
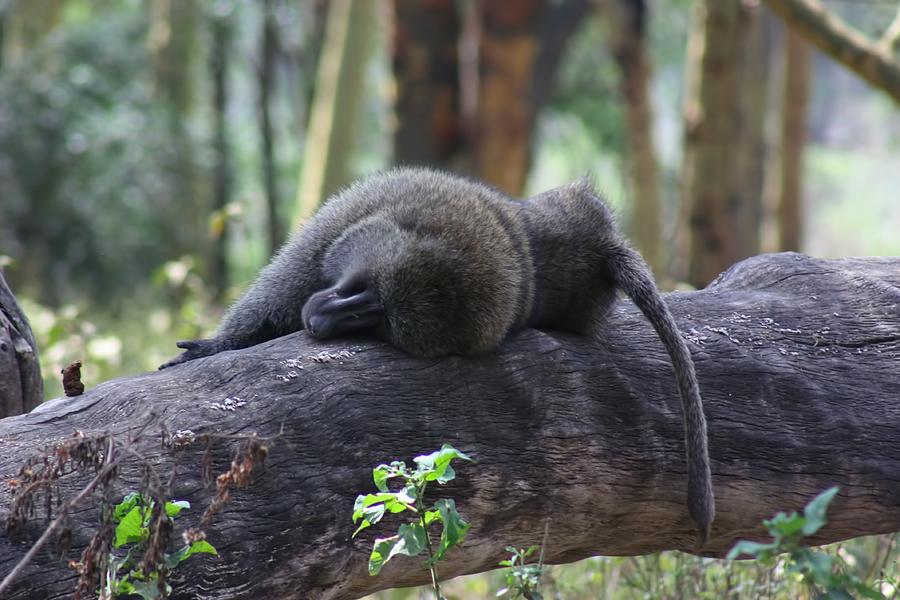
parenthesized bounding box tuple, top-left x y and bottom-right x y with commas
(352, 493, 397, 523)
(767, 512, 806, 538)
(802, 486, 839, 535)
(436, 463, 456, 484)
(726, 540, 779, 560)
(130, 577, 170, 600)
(166, 540, 219, 569)
(165, 500, 190, 518)
(413, 450, 440, 472)
(368, 536, 398, 576)
(115, 580, 136, 595)
(414, 444, 472, 484)
(368, 523, 428, 575)
(189, 540, 218, 556)
(114, 506, 148, 548)
(113, 492, 147, 523)
(394, 486, 416, 506)
(373, 465, 393, 492)
(431, 498, 470, 563)
(395, 522, 427, 557)
(384, 497, 408, 514)
(353, 504, 386, 537)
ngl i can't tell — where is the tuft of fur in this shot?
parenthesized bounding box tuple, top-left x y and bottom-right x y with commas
(159, 167, 714, 543)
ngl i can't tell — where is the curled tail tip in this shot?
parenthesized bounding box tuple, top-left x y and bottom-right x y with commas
(693, 523, 711, 552)
(689, 508, 714, 551)
(688, 485, 715, 550)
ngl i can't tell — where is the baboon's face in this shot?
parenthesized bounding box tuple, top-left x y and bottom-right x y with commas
(301, 271, 383, 341)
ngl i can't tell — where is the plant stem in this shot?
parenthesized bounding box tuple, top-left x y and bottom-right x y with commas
(415, 490, 442, 600)
(0, 438, 118, 597)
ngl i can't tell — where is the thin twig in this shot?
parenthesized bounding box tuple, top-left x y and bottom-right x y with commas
(537, 519, 550, 570)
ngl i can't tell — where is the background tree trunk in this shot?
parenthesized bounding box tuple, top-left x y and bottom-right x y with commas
(475, 0, 588, 195)
(0, 271, 42, 417)
(604, 0, 662, 276)
(209, 10, 233, 302)
(148, 0, 201, 259)
(149, 0, 198, 115)
(734, 4, 775, 259)
(391, 0, 464, 170)
(678, 0, 752, 288)
(295, 0, 376, 226)
(1, 254, 899, 599)
(777, 32, 811, 252)
(259, 0, 284, 256)
(1, 0, 66, 63)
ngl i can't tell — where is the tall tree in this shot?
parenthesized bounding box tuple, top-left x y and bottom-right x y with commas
(734, 4, 776, 259)
(148, 0, 199, 113)
(777, 32, 811, 252)
(391, 0, 463, 169)
(148, 0, 201, 255)
(259, 0, 283, 255)
(1, 0, 66, 63)
(602, 0, 662, 276)
(209, 8, 233, 301)
(295, 0, 376, 226)
(678, 0, 753, 288)
(388, 0, 588, 195)
(475, 0, 589, 195)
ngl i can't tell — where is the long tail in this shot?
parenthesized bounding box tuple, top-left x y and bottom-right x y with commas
(611, 245, 714, 547)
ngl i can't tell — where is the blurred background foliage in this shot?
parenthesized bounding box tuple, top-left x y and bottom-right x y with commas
(0, 0, 898, 597)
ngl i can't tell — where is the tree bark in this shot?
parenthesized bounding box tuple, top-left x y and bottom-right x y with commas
(295, 0, 376, 226)
(777, 31, 811, 253)
(761, 0, 900, 104)
(0, 271, 42, 417)
(1, 254, 899, 600)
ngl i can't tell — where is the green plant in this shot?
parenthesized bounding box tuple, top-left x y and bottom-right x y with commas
(102, 492, 217, 600)
(352, 444, 473, 600)
(728, 486, 883, 599)
(497, 545, 544, 600)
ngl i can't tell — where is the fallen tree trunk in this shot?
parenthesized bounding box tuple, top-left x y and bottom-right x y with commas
(0, 252, 898, 600)
(0, 271, 42, 418)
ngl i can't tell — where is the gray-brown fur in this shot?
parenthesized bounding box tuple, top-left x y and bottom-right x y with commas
(160, 167, 714, 543)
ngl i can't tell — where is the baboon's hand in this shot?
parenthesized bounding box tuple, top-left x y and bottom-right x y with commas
(158, 338, 222, 370)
